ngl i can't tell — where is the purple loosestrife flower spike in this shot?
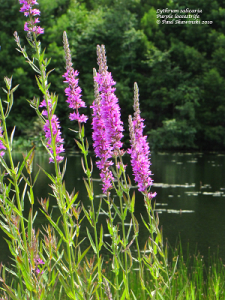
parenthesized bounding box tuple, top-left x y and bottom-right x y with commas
(62, 32, 88, 124)
(95, 45, 124, 157)
(91, 68, 114, 194)
(19, 0, 44, 35)
(91, 45, 124, 194)
(128, 83, 156, 200)
(0, 126, 6, 157)
(40, 95, 65, 163)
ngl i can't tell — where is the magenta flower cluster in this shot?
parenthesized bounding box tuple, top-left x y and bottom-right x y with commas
(63, 69, 88, 123)
(62, 32, 88, 124)
(40, 98, 65, 163)
(91, 88, 114, 194)
(34, 257, 45, 274)
(19, 0, 44, 35)
(0, 126, 6, 157)
(94, 71, 124, 155)
(91, 45, 124, 194)
(128, 84, 156, 200)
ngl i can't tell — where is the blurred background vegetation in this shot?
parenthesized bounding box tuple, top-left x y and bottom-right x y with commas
(1, 0, 225, 151)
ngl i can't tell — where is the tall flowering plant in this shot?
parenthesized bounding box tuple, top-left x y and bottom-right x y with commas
(92, 45, 124, 195)
(0, 1, 176, 299)
(128, 83, 157, 200)
(62, 32, 88, 125)
(0, 1, 85, 299)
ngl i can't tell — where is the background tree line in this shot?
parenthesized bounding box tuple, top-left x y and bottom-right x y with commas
(1, 0, 225, 151)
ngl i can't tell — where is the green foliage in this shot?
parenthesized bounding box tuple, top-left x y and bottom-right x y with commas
(141, 7, 158, 37)
(1, 0, 225, 150)
(148, 119, 197, 150)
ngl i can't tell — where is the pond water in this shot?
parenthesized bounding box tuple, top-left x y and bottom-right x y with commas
(1, 151, 225, 264)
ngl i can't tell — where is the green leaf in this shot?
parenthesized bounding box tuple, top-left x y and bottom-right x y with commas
(122, 206, 128, 221)
(120, 286, 127, 300)
(17, 146, 35, 179)
(38, 164, 55, 183)
(65, 191, 79, 214)
(86, 228, 97, 254)
(0, 157, 11, 175)
(28, 186, 34, 205)
(35, 76, 46, 95)
(83, 177, 93, 201)
(132, 215, 139, 235)
(177, 283, 188, 300)
(21, 174, 31, 187)
(61, 157, 67, 179)
(28, 60, 41, 74)
(95, 197, 102, 224)
(99, 225, 103, 251)
(86, 137, 89, 151)
(40, 288, 46, 300)
(40, 209, 66, 242)
(41, 139, 54, 162)
(4, 239, 16, 257)
(76, 245, 91, 266)
(51, 250, 64, 271)
(130, 191, 135, 213)
(43, 57, 51, 68)
(156, 290, 165, 300)
(58, 275, 76, 299)
(74, 139, 84, 152)
(11, 84, 19, 94)
(16, 255, 34, 292)
(131, 290, 138, 300)
(0, 221, 15, 240)
(82, 205, 93, 226)
(46, 69, 55, 80)
(28, 208, 32, 243)
(39, 48, 46, 64)
(81, 125, 85, 138)
(21, 182, 28, 206)
(4, 197, 26, 220)
(0, 283, 18, 300)
(125, 219, 133, 241)
(33, 168, 41, 186)
(10, 126, 16, 147)
(112, 202, 121, 219)
(32, 210, 38, 224)
(140, 214, 150, 231)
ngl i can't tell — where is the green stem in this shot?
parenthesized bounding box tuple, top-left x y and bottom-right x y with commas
(80, 130, 103, 299)
(114, 156, 130, 299)
(0, 99, 29, 266)
(118, 154, 146, 300)
(145, 197, 172, 298)
(106, 195, 119, 300)
(32, 35, 79, 298)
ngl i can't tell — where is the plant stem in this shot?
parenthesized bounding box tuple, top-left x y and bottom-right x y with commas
(119, 155, 146, 300)
(0, 99, 29, 271)
(33, 35, 80, 298)
(114, 156, 130, 299)
(79, 129, 104, 299)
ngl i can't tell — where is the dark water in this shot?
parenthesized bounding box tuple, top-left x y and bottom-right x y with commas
(1, 151, 225, 264)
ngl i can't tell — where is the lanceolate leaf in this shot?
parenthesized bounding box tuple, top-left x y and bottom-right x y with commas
(40, 209, 66, 242)
(86, 228, 97, 254)
(76, 245, 91, 266)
